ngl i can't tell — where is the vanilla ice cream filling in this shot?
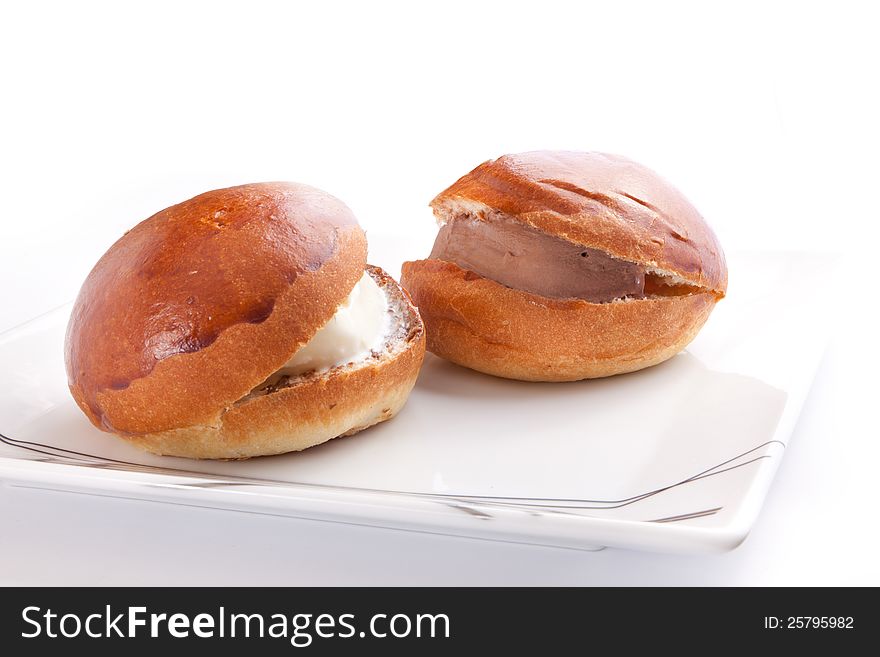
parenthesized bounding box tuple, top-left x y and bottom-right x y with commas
(279, 271, 389, 377)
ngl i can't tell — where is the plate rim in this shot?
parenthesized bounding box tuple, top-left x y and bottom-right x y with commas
(0, 454, 753, 554)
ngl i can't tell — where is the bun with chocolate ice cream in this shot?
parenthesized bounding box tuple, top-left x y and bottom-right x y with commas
(401, 151, 727, 381)
(66, 182, 425, 458)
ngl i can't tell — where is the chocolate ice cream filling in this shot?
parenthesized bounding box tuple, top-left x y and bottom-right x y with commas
(430, 216, 647, 302)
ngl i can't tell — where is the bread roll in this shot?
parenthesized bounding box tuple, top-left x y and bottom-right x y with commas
(401, 151, 726, 381)
(66, 182, 425, 458)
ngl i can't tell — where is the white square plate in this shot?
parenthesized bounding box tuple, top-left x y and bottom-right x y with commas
(0, 251, 832, 554)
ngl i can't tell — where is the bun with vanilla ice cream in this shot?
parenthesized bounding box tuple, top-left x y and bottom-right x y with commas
(65, 182, 425, 459)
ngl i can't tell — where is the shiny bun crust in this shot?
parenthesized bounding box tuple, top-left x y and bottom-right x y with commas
(430, 151, 727, 294)
(123, 267, 426, 459)
(65, 182, 367, 435)
(402, 151, 727, 381)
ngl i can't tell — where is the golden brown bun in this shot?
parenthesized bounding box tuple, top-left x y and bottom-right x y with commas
(431, 151, 727, 294)
(66, 182, 367, 435)
(124, 267, 426, 459)
(401, 260, 715, 382)
(402, 151, 727, 381)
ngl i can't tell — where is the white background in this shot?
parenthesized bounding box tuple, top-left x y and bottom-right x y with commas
(1, 1, 878, 584)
